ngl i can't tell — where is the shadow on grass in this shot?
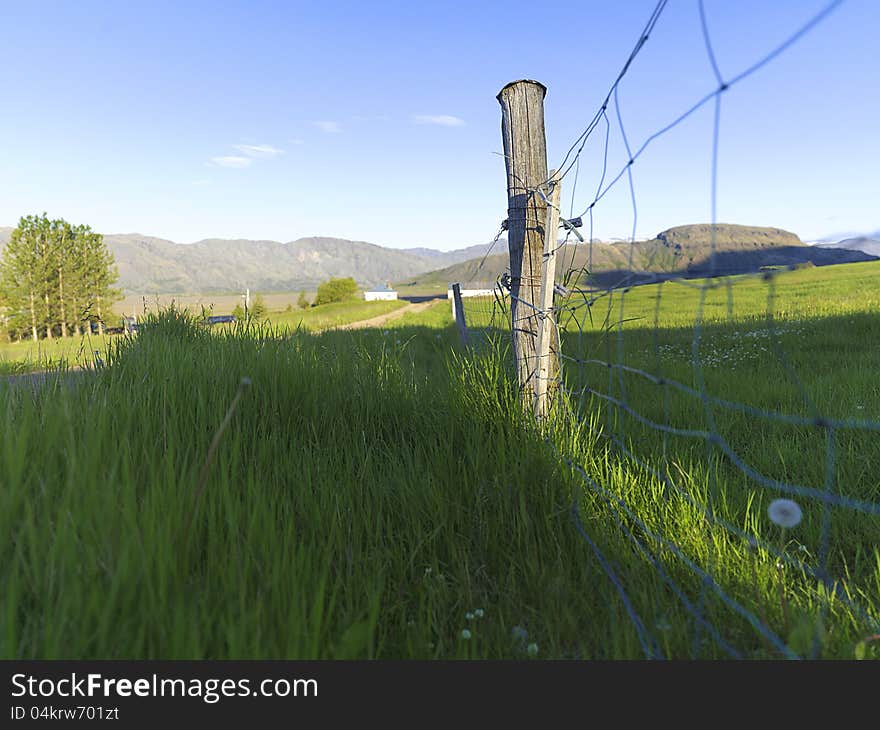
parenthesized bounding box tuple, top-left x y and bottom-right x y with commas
(2, 309, 876, 660)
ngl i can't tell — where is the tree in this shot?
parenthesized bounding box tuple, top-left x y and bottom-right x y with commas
(314, 277, 358, 306)
(232, 303, 245, 321)
(251, 293, 268, 320)
(297, 290, 309, 309)
(51, 218, 76, 337)
(0, 214, 120, 340)
(0, 214, 48, 340)
(80, 226, 121, 335)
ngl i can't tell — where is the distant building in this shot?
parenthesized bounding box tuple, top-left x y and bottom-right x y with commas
(365, 284, 398, 302)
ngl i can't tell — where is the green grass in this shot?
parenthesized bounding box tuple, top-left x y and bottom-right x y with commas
(1, 262, 878, 659)
(0, 311, 601, 659)
(0, 334, 112, 375)
(458, 261, 880, 658)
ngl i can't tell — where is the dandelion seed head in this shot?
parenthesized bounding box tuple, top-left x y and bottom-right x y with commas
(768, 498, 802, 528)
(474, 609, 484, 618)
(465, 612, 475, 621)
(461, 629, 472, 640)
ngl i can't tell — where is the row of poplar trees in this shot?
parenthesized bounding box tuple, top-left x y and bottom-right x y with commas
(0, 213, 120, 341)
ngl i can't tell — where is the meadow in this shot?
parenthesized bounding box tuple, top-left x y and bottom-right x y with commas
(1, 261, 877, 659)
(0, 334, 112, 376)
(0, 299, 407, 374)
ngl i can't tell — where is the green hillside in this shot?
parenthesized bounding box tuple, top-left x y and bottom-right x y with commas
(400, 223, 877, 288)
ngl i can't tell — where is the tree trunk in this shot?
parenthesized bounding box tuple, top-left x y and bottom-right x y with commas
(96, 295, 104, 335)
(71, 295, 82, 336)
(29, 287, 38, 341)
(44, 290, 53, 339)
(58, 268, 68, 337)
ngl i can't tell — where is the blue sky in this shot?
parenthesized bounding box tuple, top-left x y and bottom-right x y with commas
(0, 0, 876, 250)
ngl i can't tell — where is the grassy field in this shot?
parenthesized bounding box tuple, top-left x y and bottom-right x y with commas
(1, 261, 878, 659)
(0, 334, 112, 375)
(0, 299, 408, 374)
(463, 260, 880, 657)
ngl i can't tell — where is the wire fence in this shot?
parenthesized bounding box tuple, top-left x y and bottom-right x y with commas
(456, 0, 880, 659)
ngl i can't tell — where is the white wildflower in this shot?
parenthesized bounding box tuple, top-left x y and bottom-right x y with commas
(474, 609, 484, 618)
(465, 612, 475, 621)
(461, 629, 472, 640)
(768, 499, 802, 528)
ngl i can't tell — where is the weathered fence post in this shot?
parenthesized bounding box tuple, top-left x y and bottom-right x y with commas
(451, 282, 470, 347)
(534, 169, 561, 420)
(497, 79, 550, 411)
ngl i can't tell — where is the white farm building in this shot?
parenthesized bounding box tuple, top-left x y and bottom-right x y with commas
(364, 284, 398, 301)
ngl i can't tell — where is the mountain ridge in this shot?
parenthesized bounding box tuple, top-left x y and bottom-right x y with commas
(0, 228, 491, 293)
(1, 223, 876, 294)
(399, 223, 879, 288)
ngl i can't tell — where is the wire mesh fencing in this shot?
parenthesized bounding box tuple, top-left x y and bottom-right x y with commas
(469, 0, 879, 658)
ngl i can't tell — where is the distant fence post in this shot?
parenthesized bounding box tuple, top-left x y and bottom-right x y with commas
(451, 282, 470, 347)
(534, 169, 561, 421)
(497, 79, 550, 411)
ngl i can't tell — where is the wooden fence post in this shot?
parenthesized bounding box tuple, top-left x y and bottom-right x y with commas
(534, 169, 561, 420)
(451, 282, 470, 347)
(497, 79, 549, 411)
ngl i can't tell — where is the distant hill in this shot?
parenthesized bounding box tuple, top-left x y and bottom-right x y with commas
(815, 236, 880, 258)
(0, 227, 488, 293)
(400, 223, 878, 288)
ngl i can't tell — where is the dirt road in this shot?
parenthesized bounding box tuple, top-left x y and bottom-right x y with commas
(335, 300, 438, 331)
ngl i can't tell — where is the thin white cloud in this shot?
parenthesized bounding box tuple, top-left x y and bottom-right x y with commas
(313, 121, 342, 133)
(233, 143, 285, 158)
(210, 156, 252, 168)
(413, 114, 466, 127)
